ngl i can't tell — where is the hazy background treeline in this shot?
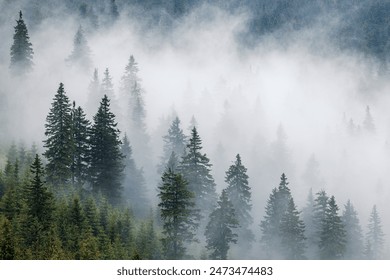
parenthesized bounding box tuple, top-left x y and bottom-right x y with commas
(0, 0, 389, 259)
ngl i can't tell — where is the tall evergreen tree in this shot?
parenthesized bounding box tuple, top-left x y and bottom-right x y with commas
(301, 188, 316, 259)
(89, 95, 124, 204)
(365, 205, 385, 259)
(342, 200, 364, 259)
(86, 68, 101, 117)
(159, 116, 187, 173)
(311, 189, 329, 258)
(280, 198, 306, 259)
(43, 83, 73, 185)
(319, 196, 346, 259)
(179, 127, 217, 218)
(205, 189, 239, 260)
(225, 154, 254, 245)
(10, 11, 34, 74)
(71, 103, 91, 186)
(66, 26, 91, 70)
(158, 167, 199, 259)
(260, 173, 292, 259)
(363, 105, 375, 133)
(121, 135, 148, 217)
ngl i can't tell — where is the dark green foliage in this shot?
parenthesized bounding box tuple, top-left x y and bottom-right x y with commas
(301, 188, 316, 259)
(365, 205, 385, 259)
(260, 173, 292, 259)
(43, 83, 73, 185)
(71, 103, 91, 186)
(311, 189, 329, 258)
(342, 200, 363, 259)
(158, 167, 199, 259)
(180, 127, 217, 218)
(205, 189, 239, 260)
(280, 198, 306, 259)
(24, 155, 54, 231)
(121, 135, 148, 217)
(10, 11, 34, 74)
(89, 95, 124, 204)
(135, 218, 161, 259)
(66, 26, 91, 70)
(225, 154, 254, 245)
(319, 196, 346, 260)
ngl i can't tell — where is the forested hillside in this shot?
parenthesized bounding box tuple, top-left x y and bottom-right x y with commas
(0, 0, 389, 260)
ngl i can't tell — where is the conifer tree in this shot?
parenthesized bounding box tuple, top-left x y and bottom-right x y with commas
(311, 189, 329, 258)
(180, 127, 217, 218)
(43, 83, 73, 185)
(205, 189, 239, 260)
(260, 173, 292, 259)
(158, 167, 199, 259)
(225, 154, 254, 245)
(280, 198, 306, 259)
(89, 95, 124, 204)
(121, 135, 148, 217)
(342, 200, 364, 259)
(365, 205, 385, 259)
(319, 196, 346, 259)
(66, 26, 91, 70)
(301, 188, 316, 259)
(10, 11, 34, 74)
(86, 68, 101, 117)
(71, 103, 91, 186)
(159, 116, 187, 173)
(363, 105, 375, 133)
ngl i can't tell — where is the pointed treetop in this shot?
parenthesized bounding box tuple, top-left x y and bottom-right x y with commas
(19, 10, 22, 20)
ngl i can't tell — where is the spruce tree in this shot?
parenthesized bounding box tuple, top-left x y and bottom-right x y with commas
(71, 103, 91, 186)
(89, 95, 124, 204)
(342, 200, 364, 259)
(158, 167, 199, 259)
(311, 189, 329, 258)
(10, 11, 34, 74)
(280, 198, 306, 259)
(205, 189, 239, 260)
(301, 188, 316, 259)
(86, 68, 101, 117)
(179, 127, 217, 218)
(365, 205, 385, 259)
(260, 173, 292, 259)
(159, 116, 187, 173)
(66, 26, 91, 70)
(225, 154, 254, 245)
(319, 196, 346, 259)
(363, 105, 375, 133)
(43, 83, 73, 185)
(121, 135, 148, 217)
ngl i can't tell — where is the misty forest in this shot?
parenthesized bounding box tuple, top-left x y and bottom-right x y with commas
(0, 0, 389, 260)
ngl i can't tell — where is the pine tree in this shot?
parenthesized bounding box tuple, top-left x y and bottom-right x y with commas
(89, 95, 124, 204)
(179, 127, 217, 219)
(86, 68, 101, 117)
(280, 198, 306, 259)
(71, 103, 91, 186)
(25, 155, 54, 230)
(363, 105, 375, 133)
(110, 0, 119, 22)
(66, 26, 91, 70)
(10, 11, 34, 74)
(205, 189, 239, 260)
(311, 189, 329, 258)
(121, 135, 148, 217)
(159, 116, 187, 173)
(342, 200, 364, 259)
(301, 188, 316, 259)
(225, 154, 254, 245)
(158, 167, 199, 259)
(319, 196, 346, 259)
(260, 173, 292, 259)
(365, 205, 385, 259)
(43, 83, 73, 185)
